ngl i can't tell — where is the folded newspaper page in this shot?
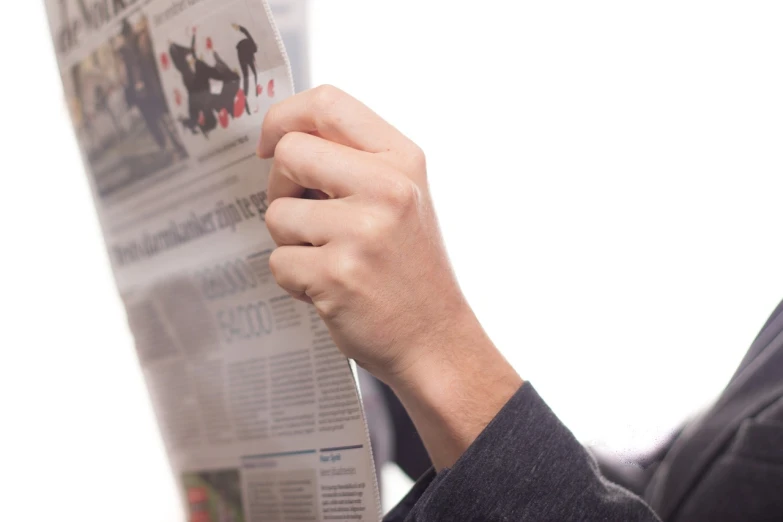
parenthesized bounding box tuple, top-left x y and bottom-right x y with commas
(44, 1, 381, 520)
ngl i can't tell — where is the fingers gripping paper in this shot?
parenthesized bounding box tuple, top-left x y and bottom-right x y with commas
(43, 1, 382, 520)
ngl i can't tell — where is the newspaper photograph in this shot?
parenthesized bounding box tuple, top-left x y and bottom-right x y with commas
(45, 1, 381, 520)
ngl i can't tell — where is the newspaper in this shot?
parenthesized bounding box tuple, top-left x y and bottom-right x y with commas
(44, 1, 381, 520)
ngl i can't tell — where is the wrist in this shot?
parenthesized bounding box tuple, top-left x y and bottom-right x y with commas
(384, 305, 523, 469)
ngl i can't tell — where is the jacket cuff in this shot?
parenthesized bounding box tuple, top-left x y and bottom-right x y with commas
(384, 382, 657, 521)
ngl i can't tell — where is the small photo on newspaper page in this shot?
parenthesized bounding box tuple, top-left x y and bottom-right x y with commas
(183, 469, 246, 522)
(150, 0, 287, 162)
(63, 13, 188, 201)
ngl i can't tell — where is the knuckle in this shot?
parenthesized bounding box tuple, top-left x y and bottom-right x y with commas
(383, 178, 420, 212)
(390, 142, 427, 178)
(316, 298, 339, 321)
(310, 85, 343, 127)
(407, 143, 427, 172)
(355, 213, 386, 244)
(327, 251, 362, 286)
(268, 249, 284, 279)
(312, 84, 342, 109)
(261, 102, 282, 137)
(264, 198, 284, 232)
(273, 132, 300, 166)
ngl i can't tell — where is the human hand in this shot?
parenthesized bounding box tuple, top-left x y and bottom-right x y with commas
(259, 85, 466, 382)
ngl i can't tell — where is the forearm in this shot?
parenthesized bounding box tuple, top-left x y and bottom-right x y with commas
(383, 303, 523, 470)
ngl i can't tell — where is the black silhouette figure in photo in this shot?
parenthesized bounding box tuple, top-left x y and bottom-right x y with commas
(192, 54, 223, 135)
(233, 23, 257, 115)
(168, 38, 197, 131)
(169, 33, 224, 138)
(211, 51, 241, 118)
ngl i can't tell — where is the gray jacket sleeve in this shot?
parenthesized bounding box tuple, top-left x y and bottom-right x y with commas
(383, 383, 660, 521)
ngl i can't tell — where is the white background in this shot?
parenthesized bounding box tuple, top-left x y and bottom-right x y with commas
(2, 1, 782, 520)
